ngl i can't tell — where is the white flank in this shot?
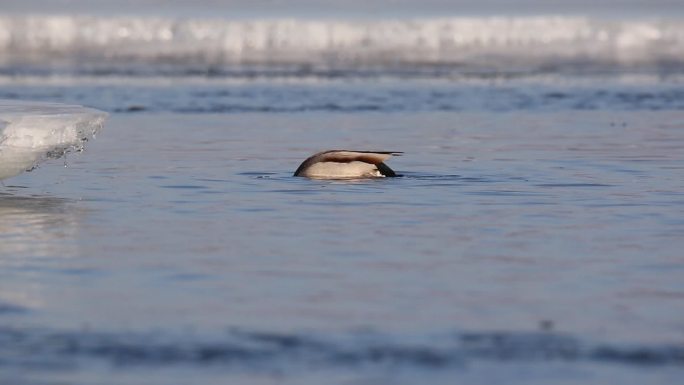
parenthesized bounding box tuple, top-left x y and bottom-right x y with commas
(299, 161, 383, 179)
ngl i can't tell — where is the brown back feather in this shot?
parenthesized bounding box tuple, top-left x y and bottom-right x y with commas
(294, 150, 402, 177)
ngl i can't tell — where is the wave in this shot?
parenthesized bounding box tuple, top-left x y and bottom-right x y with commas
(0, 15, 683, 76)
(1, 326, 682, 370)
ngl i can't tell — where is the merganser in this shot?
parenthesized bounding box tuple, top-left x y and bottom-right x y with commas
(294, 150, 402, 179)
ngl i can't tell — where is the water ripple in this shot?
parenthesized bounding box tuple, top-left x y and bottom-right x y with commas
(0, 327, 681, 370)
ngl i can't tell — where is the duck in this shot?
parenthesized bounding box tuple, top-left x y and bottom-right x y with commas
(294, 150, 402, 179)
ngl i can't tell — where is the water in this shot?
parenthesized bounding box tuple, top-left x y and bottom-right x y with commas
(1, 5, 684, 385)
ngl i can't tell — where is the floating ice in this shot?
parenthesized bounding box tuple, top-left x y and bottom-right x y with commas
(0, 15, 683, 74)
(0, 99, 106, 180)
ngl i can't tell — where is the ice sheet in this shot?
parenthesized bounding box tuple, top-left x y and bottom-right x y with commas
(1, 15, 683, 74)
(0, 99, 106, 180)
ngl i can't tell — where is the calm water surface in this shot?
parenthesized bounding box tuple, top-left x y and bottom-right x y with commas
(1, 103, 683, 384)
(2, 2, 684, 382)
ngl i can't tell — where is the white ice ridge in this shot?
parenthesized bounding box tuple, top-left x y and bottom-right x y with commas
(0, 100, 107, 180)
(0, 15, 682, 69)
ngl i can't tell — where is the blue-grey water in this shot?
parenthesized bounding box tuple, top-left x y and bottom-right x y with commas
(2, 96, 684, 384)
(1, 5, 684, 384)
